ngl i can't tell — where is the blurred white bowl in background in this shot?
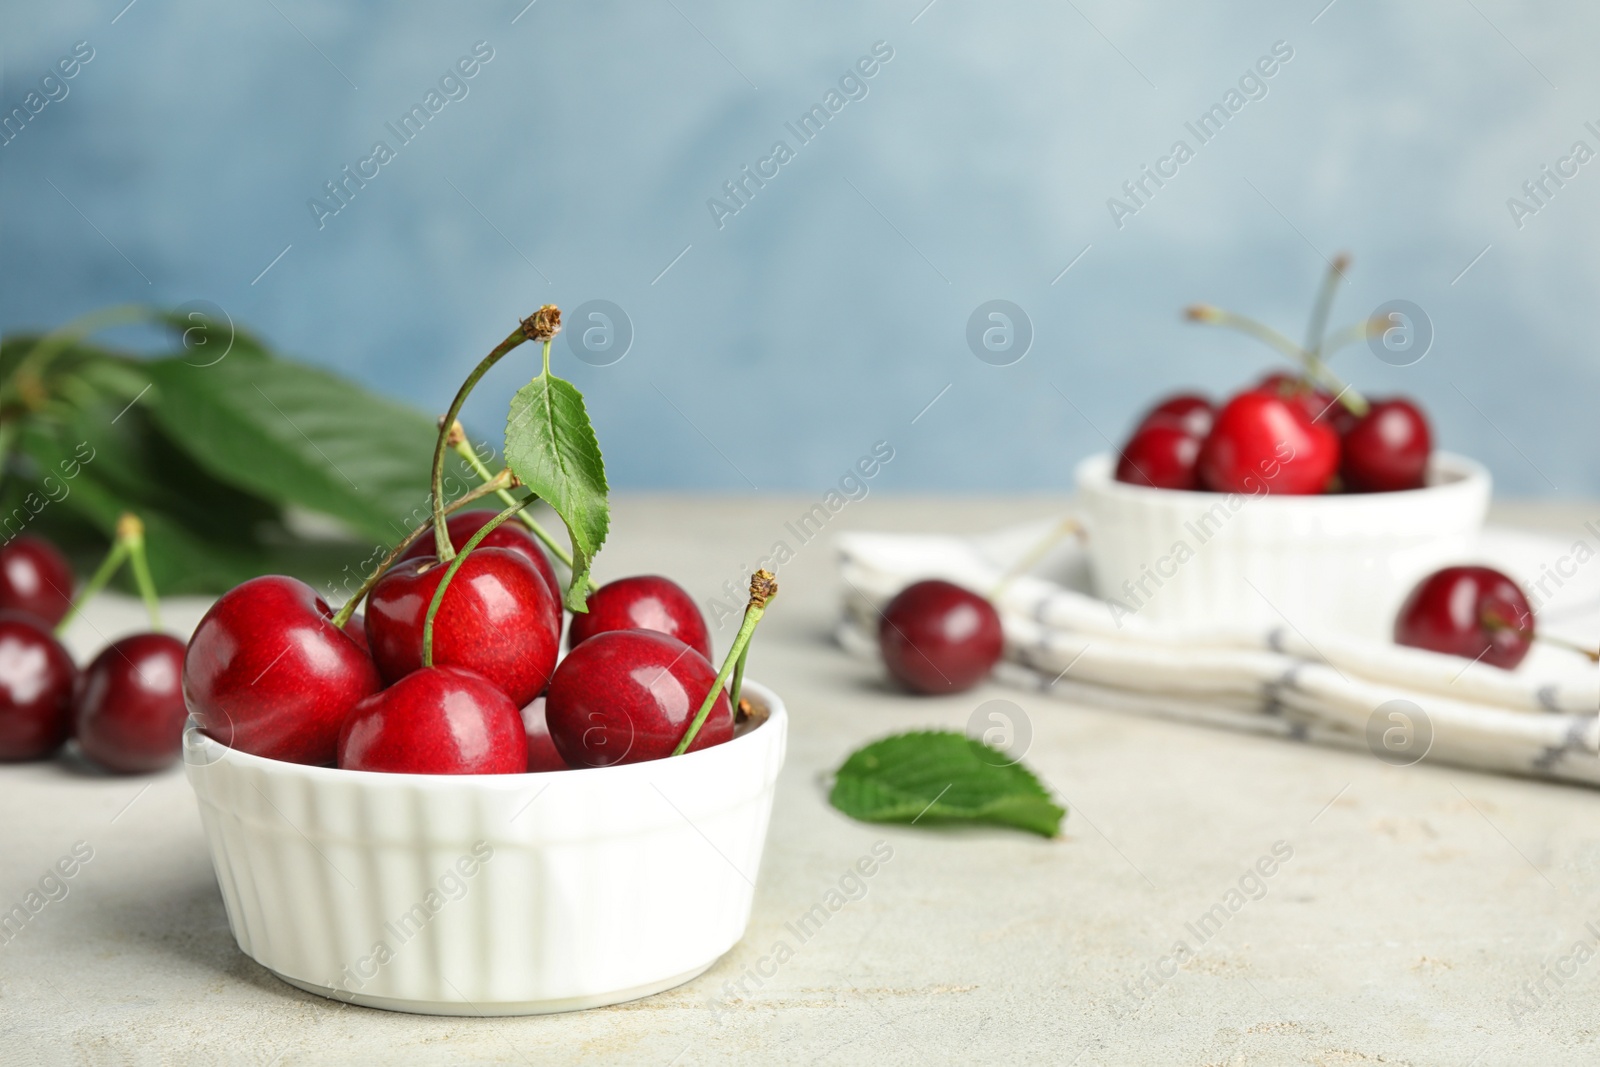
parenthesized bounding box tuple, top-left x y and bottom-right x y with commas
(1074, 452, 1491, 639)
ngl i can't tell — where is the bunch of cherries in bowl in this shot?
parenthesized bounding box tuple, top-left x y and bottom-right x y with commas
(183, 307, 774, 776)
(1116, 254, 1432, 497)
(0, 516, 190, 773)
(183, 516, 759, 775)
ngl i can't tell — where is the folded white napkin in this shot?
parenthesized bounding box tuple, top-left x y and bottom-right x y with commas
(836, 519, 1600, 787)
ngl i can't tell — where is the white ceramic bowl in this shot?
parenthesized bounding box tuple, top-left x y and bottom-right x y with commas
(183, 682, 787, 1016)
(1073, 452, 1491, 638)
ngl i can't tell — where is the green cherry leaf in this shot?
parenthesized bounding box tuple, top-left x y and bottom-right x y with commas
(503, 373, 609, 611)
(829, 731, 1066, 838)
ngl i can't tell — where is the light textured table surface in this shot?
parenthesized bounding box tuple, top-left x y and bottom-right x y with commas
(4, 495, 1599, 1066)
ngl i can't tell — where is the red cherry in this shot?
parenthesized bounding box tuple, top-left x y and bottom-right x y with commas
(520, 696, 570, 772)
(1255, 372, 1357, 433)
(1341, 398, 1432, 493)
(1115, 424, 1202, 490)
(1395, 566, 1533, 669)
(0, 612, 77, 761)
(183, 576, 381, 765)
(0, 536, 74, 627)
(566, 575, 712, 662)
(879, 580, 1003, 695)
(1196, 391, 1340, 495)
(401, 511, 562, 631)
(365, 547, 559, 707)
(545, 629, 733, 767)
(1137, 392, 1214, 438)
(75, 633, 187, 774)
(337, 666, 528, 774)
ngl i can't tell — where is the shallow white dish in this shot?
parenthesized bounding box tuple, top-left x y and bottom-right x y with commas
(1073, 451, 1491, 638)
(183, 681, 787, 1016)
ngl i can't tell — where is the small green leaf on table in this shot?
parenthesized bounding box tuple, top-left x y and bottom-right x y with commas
(829, 731, 1066, 838)
(503, 374, 609, 611)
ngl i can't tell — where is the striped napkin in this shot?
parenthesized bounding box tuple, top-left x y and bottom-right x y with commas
(835, 519, 1600, 787)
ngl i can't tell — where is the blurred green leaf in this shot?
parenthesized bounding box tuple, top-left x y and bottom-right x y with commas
(140, 354, 451, 545)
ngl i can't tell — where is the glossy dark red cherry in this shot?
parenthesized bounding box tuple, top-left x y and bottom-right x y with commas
(0, 536, 74, 627)
(1136, 392, 1214, 438)
(1255, 372, 1352, 431)
(520, 696, 569, 772)
(337, 666, 528, 774)
(1116, 424, 1202, 490)
(1341, 398, 1432, 493)
(878, 580, 1003, 695)
(183, 576, 381, 765)
(566, 575, 712, 662)
(365, 547, 560, 707)
(401, 510, 562, 631)
(1196, 391, 1340, 495)
(75, 633, 188, 774)
(1394, 565, 1533, 669)
(545, 629, 732, 767)
(0, 611, 77, 761)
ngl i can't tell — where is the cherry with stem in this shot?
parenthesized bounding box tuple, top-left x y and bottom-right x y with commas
(675, 570, 777, 755)
(420, 492, 534, 668)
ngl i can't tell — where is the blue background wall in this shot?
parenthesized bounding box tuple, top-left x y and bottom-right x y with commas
(3, 1, 1596, 495)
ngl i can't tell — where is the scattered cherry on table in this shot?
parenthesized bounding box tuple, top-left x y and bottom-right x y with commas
(75, 633, 188, 774)
(0, 611, 77, 761)
(878, 579, 1003, 695)
(0, 536, 75, 627)
(1394, 565, 1534, 669)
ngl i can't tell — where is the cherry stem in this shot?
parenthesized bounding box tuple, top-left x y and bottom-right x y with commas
(1302, 253, 1350, 357)
(119, 513, 162, 631)
(450, 431, 574, 570)
(430, 326, 530, 564)
(989, 517, 1085, 600)
(674, 571, 777, 756)
(729, 645, 751, 716)
(1482, 614, 1600, 663)
(329, 469, 513, 629)
(54, 517, 140, 636)
(1320, 317, 1390, 357)
(1541, 633, 1600, 663)
(1186, 304, 1371, 418)
(421, 494, 531, 669)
